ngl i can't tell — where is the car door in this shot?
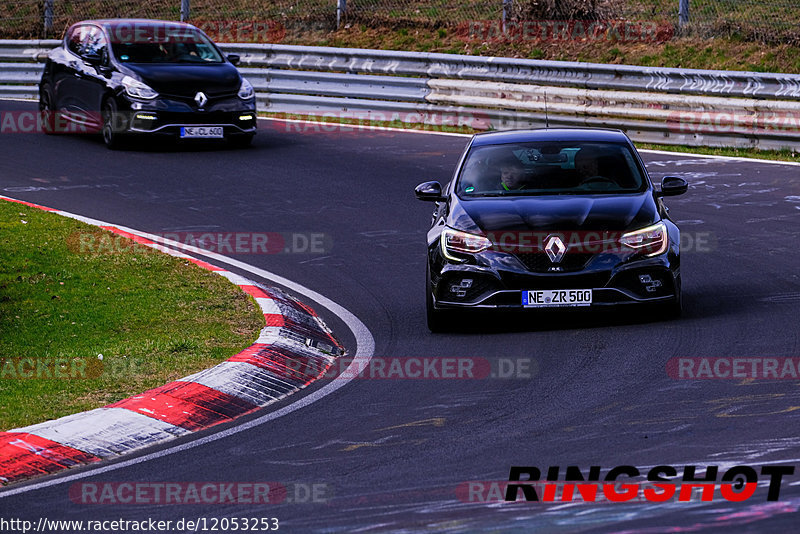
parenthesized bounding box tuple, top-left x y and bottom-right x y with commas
(49, 24, 88, 112)
(74, 25, 111, 128)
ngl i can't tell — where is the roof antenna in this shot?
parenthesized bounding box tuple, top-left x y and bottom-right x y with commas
(544, 89, 550, 128)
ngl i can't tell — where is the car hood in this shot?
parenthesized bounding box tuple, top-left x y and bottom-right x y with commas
(122, 63, 241, 97)
(449, 192, 658, 233)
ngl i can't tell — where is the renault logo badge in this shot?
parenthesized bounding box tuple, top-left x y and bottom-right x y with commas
(544, 235, 566, 263)
(194, 92, 208, 108)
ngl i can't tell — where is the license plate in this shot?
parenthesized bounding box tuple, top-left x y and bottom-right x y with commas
(522, 289, 592, 308)
(180, 126, 223, 138)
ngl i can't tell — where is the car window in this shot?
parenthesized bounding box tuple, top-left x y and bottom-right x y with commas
(66, 25, 87, 55)
(457, 141, 646, 197)
(81, 26, 108, 59)
(109, 25, 223, 64)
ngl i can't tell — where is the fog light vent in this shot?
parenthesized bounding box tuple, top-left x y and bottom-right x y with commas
(449, 278, 473, 297)
(638, 274, 663, 293)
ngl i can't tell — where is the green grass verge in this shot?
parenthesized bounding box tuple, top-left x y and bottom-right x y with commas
(635, 143, 800, 162)
(295, 27, 800, 74)
(0, 201, 264, 430)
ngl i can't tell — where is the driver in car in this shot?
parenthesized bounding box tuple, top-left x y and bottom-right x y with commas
(574, 147, 604, 183)
(498, 156, 528, 191)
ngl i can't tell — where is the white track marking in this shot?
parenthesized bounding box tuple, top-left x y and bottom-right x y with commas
(260, 117, 800, 167)
(0, 198, 375, 498)
(1, 97, 797, 166)
(639, 148, 800, 167)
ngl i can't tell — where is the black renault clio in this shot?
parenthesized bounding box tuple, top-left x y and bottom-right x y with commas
(39, 19, 257, 148)
(415, 128, 689, 332)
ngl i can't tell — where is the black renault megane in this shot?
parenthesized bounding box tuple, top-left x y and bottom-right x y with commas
(39, 19, 257, 148)
(415, 128, 688, 332)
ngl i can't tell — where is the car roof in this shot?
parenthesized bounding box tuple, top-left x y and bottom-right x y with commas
(470, 128, 632, 147)
(72, 19, 198, 30)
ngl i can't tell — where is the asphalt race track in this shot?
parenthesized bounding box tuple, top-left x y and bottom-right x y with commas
(1, 98, 799, 532)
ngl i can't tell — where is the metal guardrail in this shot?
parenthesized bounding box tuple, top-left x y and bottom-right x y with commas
(228, 43, 800, 101)
(2, 39, 800, 149)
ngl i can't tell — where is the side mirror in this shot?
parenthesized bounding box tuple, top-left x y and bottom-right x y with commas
(415, 181, 445, 202)
(227, 54, 240, 65)
(657, 176, 688, 197)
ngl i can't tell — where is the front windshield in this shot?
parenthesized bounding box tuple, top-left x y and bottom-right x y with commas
(457, 141, 647, 197)
(110, 25, 223, 64)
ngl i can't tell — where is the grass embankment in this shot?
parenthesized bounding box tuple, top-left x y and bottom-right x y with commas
(297, 27, 800, 74)
(0, 201, 263, 430)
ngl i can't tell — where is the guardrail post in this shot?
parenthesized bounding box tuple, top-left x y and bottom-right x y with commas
(679, 0, 690, 27)
(502, 0, 512, 32)
(336, 0, 346, 30)
(181, 0, 190, 22)
(43, 0, 54, 37)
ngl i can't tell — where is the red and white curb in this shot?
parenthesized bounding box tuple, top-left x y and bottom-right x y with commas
(0, 196, 344, 485)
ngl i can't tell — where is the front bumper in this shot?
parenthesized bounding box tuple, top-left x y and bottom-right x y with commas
(118, 93, 257, 137)
(430, 250, 680, 310)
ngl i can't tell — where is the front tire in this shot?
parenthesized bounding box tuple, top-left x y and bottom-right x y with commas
(101, 98, 126, 150)
(39, 85, 56, 135)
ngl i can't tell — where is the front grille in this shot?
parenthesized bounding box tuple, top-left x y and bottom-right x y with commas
(502, 271, 611, 290)
(161, 91, 238, 102)
(514, 251, 593, 273)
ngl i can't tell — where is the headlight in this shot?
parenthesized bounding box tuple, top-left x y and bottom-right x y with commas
(121, 76, 158, 100)
(619, 222, 668, 257)
(238, 78, 254, 100)
(441, 227, 491, 262)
